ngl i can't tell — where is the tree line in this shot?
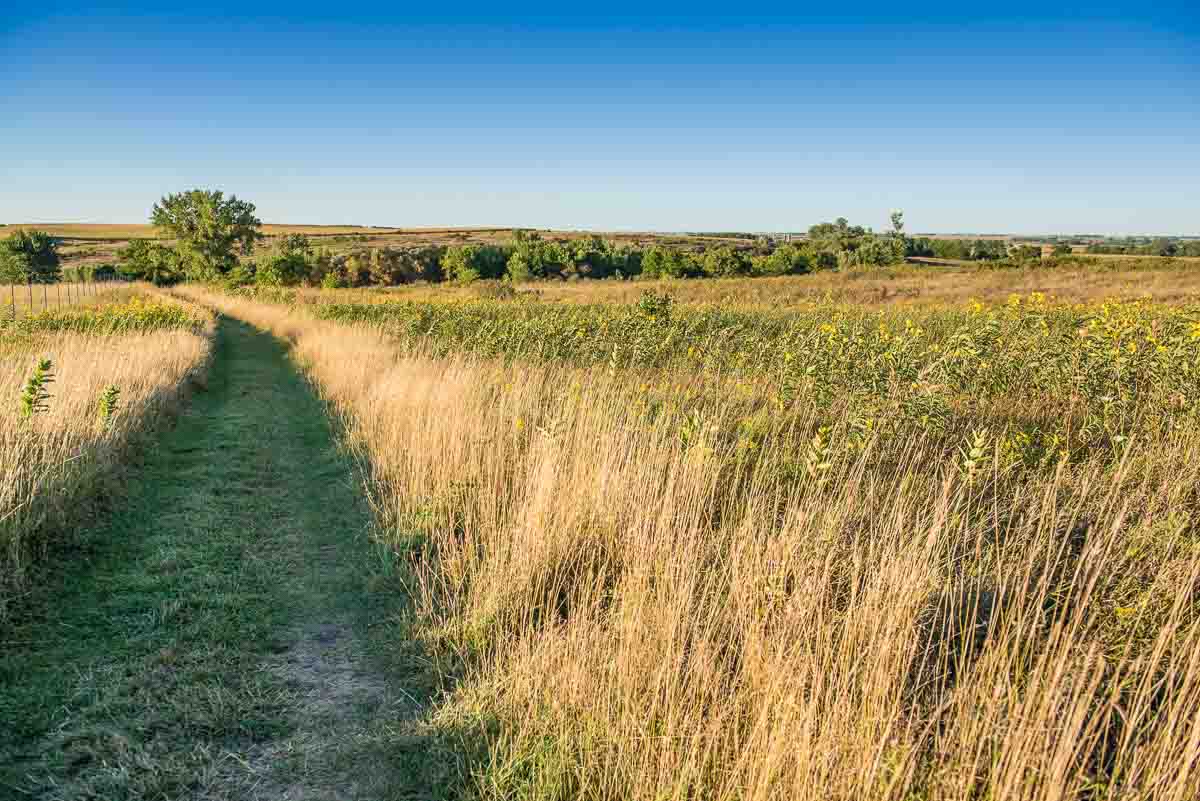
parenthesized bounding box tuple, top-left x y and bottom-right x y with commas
(10, 189, 1038, 289)
(1085, 238, 1200, 257)
(906, 238, 1075, 261)
(104, 191, 920, 288)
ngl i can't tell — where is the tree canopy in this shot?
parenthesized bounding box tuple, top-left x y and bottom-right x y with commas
(151, 189, 261, 279)
(118, 239, 182, 285)
(0, 230, 61, 283)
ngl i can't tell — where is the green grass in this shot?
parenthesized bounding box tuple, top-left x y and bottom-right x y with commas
(0, 319, 458, 800)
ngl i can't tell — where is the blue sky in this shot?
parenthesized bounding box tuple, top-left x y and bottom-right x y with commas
(3, 2, 1197, 234)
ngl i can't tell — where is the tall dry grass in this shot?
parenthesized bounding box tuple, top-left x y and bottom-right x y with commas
(1, 280, 133, 319)
(189, 287, 1200, 800)
(0, 299, 214, 618)
(298, 258, 1200, 309)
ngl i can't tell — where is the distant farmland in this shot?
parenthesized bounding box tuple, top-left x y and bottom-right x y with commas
(0, 223, 415, 240)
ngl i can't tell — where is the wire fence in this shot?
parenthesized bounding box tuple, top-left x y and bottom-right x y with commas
(4, 276, 132, 321)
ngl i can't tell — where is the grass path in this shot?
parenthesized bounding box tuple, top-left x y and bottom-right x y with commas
(0, 319, 450, 800)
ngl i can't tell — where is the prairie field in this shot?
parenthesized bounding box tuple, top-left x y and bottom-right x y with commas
(169, 275, 1200, 800)
(344, 257, 1200, 308)
(0, 290, 214, 618)
(4, 250, 1200, 800)
(5, 3, 1196, 796)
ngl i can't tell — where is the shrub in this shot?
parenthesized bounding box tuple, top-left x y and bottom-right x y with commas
(443, 244, 509, 283)
(118, 240, 181, 285)
(752, 243, 811, 276)
(1, 230, 61, 283)
(507, 231, 569, 282)
(701, 247, 752, 277)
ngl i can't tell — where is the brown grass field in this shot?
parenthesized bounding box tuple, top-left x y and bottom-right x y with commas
(169, 272, 1200, 800)
(305, 258, 1200, 308)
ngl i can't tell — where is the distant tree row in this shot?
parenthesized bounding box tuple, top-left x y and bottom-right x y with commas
(101, 190, 919, 288)
(5, 190, 925, 289)
(906, 237, 1014, 261)
(907, 238, 1079, 262)
(1086, 238, 1200, 257)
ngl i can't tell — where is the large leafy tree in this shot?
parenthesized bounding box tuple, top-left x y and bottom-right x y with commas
(151, 189, 261, 279)
(804, 213, 907, 269)
(0, 230, 61, 283)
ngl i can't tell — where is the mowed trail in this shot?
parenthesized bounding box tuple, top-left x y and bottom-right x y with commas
(1, 319, 434, 800)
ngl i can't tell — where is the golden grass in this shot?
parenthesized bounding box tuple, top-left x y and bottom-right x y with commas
(0, 281, 134, 318)
(306, 259, 1200, 309)
(0, 293, 214, 618)
(187, 286, 1200, 800)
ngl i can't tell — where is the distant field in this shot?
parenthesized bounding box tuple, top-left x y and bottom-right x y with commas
(1084, 251, 1200, 262)
(320, 257, 1200, 308)
(0, 223, 414, 240)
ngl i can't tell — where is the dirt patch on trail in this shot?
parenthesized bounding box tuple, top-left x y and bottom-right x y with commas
(202, 622, 407, 801)
(272, 623, 388, 728)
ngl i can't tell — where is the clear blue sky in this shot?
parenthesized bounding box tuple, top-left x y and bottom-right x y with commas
(3, 2, 1197, 234)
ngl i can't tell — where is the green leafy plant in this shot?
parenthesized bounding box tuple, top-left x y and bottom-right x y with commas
(959, 428, 990, 484)
(19, 359, 54, 417)
(635, 289, 674, 321)
(97, 384, 121, 423)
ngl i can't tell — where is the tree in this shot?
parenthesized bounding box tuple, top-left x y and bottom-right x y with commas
(641, 245, 703, 279)
(753, 244, 811, 276)
(804, 214, 904, 269)
(907, 237, 935, 258)
(970, 240, 1006, 261)
(506, 230, 569, 282)
(568, 236, 616, 279)
(808, 217, 867, 252)
(702, 246, 752, 277)
(884, 210, 908, 264)
(641, 246, 668, 278)
(442, 244, 508, 283)
(118, 239, 182, 285)
(256, 236, 311, 287)
(1, 230, 61, 283)
(1149, 238, 1177, 257)
(843, 234, 903, 268)
(1008, 244, 1042, 262)
(151, 189, 261, 280)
